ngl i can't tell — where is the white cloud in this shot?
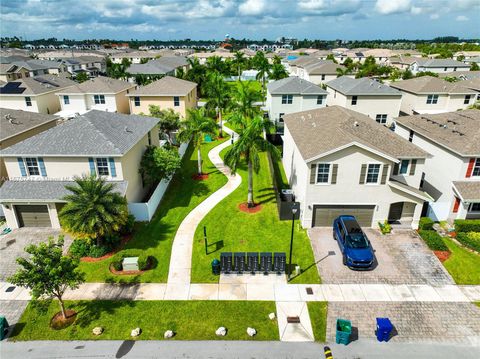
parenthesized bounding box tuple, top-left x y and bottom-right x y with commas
(430, 13, 439, 20)
(411, 6, 422, 15)
(238, 0, 266, 16)
(456, 15, 469, 21)
(374, 0, 411, 15)
(298, 0, 326, 10)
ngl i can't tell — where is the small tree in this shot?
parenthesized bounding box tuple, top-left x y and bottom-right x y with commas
(471, 62, 479, 71)
(8, 236, 85, 320)
(75, 72, 89, 83)
(139, 146, 181, 187)
(148, 106, 180, 145)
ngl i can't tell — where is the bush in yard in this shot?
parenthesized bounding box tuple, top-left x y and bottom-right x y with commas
(121, 214, 136, 235)
(418, 230, 449, 251)
(456, 232, 480, 252)
(454, 219, 480, 233)
(69, 239, 109, 259)
(419, 217, 434, 230)
(378, 220, 392, 234)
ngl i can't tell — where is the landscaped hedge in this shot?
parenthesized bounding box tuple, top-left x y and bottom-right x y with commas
(418, 230, 449, 251)
(419, 217, 435, 230)
(454, 219, 480, 233)
(112, 250, 152, 271)
(69, 239, 109, 258)
(456, 232, 480, 253)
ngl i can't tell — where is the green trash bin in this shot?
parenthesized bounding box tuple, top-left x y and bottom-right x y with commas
(335, 318, 351, 345)
(0, 316, 9, 340)
(211, 259, 221, 275)
(204, 134, 212, 143)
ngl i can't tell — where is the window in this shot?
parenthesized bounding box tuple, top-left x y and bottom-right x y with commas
(134, 96, 140, 107)
(464, 95, 471, 105)
(316, 95, 324, 105)
(25, 96, 32, 106)
(96, 158, 109, 176)
(25, 157, 40, 176)
(94, 94, 105, 104)
(173, 96, 180, 107)
(399, 159, 409, 174)
(426, 94, 439, 104)
(366, 164, 381, 183)
(444, 67, 447, 71)
(351, 96, 358, 105)
(473, 158, 480, 177)
(278, 113, 285, 122)
(470, 203, 480, 212)
(281, 94, 293, 104)
(316, 163, 330, 183)
(375, 114, 387, 124)
(409, 129, 414, 142)
(63, 95, 69, 105)
(148, 131, 152, 145)
(321, 74, 325, 81)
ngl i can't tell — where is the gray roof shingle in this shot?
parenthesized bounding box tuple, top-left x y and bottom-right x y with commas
(55, 76, 135, 94)
(0, 75, 76, 95)
(0, 108, 58, 142)
(128, 76, 196, 96)
(127, 57, 187, 75)
(0, 110, 159, 157)
(390, 76, 477, 94)
(267, 77, 327, 95)
(326, 76, 402, 96)
(453, 181, 480, 202)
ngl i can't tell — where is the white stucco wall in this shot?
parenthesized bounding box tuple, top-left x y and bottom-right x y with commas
(266, 92, 326, 123)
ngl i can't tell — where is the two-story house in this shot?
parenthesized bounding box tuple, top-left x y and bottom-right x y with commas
(127, 76, 197, 118)
(266, 77, 327, 131)
(297, 61, 348, 85)
(55, 76, 136, 116)
(325, 77, 402, 125)
(390, 76, 478, 115)
(282, 106, 430, 229)
(0, 75, 76, 114)
(0, 110, 159, 229)
(409, 59, 470, 75)
(395, 110, 480, 221)
(127, 57, 189, 80)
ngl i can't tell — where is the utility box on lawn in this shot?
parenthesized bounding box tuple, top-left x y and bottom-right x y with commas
(122, 257, 139, 271)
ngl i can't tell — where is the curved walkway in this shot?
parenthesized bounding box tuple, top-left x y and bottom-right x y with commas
(167, 126, 242, 284)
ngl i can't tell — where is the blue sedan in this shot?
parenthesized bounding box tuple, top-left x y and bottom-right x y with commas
(333, 215, 374, 269)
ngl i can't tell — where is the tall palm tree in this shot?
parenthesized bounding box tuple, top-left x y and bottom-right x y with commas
(204, 72, 230, 138)
(224, 116, 280, 208)
(177, 108, 217, 175)
(233, 51, 245, 78)
(227, 81, 263, 129)
(206, 56, 224, 74)
(185, 57, 207, 96)
(269, 63, 288, 80)
(59, 176, 129, 247)
(253, 52, 271, 96)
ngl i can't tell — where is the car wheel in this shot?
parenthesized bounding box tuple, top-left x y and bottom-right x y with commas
(333, 231, 336, 240)
(342, 254, 347, 266)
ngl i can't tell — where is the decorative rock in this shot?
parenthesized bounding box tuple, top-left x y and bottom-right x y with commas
(131, 328, 141, 337)
(164, 330, 174, 339)
(247, 327, 257, 337)
(215, 326, 227, 336)
(92, 327, 103, 335)
(268, 312, 276, 320)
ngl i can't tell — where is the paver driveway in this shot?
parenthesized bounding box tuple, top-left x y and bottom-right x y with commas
(0, 228, 71, 281)
(308, 227, 453, 285)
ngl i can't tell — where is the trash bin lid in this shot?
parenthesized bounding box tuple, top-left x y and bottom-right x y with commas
(212, 259, 220, 265)
(376, 317, 393, 330)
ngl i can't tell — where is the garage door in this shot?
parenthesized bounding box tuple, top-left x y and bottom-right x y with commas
(312, 205, 375, 227)
(15, 205, 52, 227)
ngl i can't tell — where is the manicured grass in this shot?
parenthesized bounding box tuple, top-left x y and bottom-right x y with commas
(227, 80, 263, 93)
(443, 238, 480, 285)
(10, 300, 279, 341)
(307, 302, 328, 342)
(191, 146, 321, 284)
(78, 136, 229, 283)
(271, 147, 289, 190)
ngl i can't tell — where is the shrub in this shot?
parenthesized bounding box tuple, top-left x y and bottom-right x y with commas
(456, 232, 480, 252)
(122, 214, 136, 235)
(454, 219, 480, 233)
(69, 239, 91, 258)
(112, 260, 123, 271)
(138, 254, 150, 270)
(418, 230, 449, 251)
(378, 220, 392, 235)
(88, 245, 109, 258)
(419, 217, 434, 231)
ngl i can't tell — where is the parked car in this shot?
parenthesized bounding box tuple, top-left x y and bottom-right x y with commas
(333, 215, 374, 269)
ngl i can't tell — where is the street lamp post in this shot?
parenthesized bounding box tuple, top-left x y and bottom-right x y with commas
(288, 203, 298, 280)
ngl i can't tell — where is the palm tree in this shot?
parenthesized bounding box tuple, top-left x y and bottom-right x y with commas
(253, 52, 271, 96)
(185, 57, 207, 96)
(59, 176, 129, 247)
(177, 108, 217, 175)
(227, 81, 263, 129)
(204, 72, 230, 138)
(233, 51, 245, 78)
(206, 56, 224, 74)
(224, 116, 280, 208)
(269, 63, 288, 80)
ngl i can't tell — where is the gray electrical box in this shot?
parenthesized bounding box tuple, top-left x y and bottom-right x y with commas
(122, 257, 139, 271)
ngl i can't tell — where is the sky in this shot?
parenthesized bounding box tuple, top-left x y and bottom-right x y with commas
(1, 0, 479, 41)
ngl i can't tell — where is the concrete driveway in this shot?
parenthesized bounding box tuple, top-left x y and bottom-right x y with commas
(0, 228, 72, 281)
(308, 227, 453, 285)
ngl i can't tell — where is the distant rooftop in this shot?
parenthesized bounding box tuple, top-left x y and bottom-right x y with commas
(0, 75, 76, 95)
(0, 108, 58, 142)
(326, 76, 402, 96)
(267, 76, 327, 95)
(55, 76, 135, 95)
(390, 76, 477, 95)
(128, 76, 196, 96)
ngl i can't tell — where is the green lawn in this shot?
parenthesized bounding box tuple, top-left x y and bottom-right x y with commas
(442, 238, 480, 285)
(78, 136, 229, 283)
(10, 300, 279, 341)
(271, 147, 289, 190)
(226, 80, 263, 93)
(307, 302, 328, 342)
(191, 146, 321, 284)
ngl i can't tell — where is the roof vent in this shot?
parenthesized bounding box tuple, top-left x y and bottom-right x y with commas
(353, 121, 359, 127)
(124, 126, 132, 133)
(5, 114, 17, 124)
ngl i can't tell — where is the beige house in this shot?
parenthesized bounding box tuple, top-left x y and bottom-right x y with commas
(282, 106, 431, 229)
(127, 76, 197, 118)
(0, 110, 159, 229)
(55, 76, 135, 116)
(297, 61, 348, 85)
(0, 75, 76, 114)
(0, 63, 31, 82)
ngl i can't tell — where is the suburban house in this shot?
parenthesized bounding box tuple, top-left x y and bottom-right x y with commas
(0, 75, 77, 114)
(55, 76, 136, 116)
(282, 106, 431, 229)
(453, 51, 480, 60)
(394, 110, 480, 221)
(0, 108, 58, 180)
(62, 56, 106, 77)
(0, 63, 30, 82)
(127, 57, 189, 79)
(390, 76, 477, 115)
(408, 59, 470, 75)
(325, 76, 402, 125)
(296, 60, 348, 85)
(287, 56, 324, 76)
(127, 76, 197, 117)
(110, 51, 158, 64)
(266, 76, 327, 131)
(0, 110, 160, 229)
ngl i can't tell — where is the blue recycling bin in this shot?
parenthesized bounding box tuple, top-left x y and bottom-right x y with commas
(376, 317, 393, 342)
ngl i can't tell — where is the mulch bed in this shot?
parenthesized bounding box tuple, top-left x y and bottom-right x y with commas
(192, 173, 209, 180)
(434, 250, 451, 262)
(80, 235, 133, 263)
(109, 263, 147, 275)
(238, 202, 263, 214)
(50, 310, 77, 330)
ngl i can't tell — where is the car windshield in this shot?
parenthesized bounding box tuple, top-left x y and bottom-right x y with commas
(346, 234, 369, 249)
